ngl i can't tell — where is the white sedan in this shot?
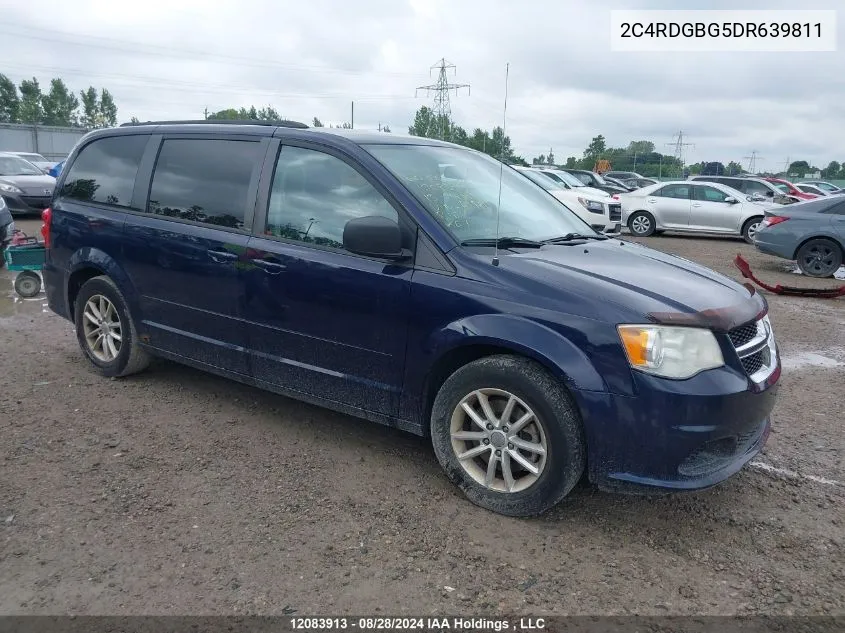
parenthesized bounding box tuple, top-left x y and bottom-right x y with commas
(513, 166, 622, 234)
(619, 180, 777, 243)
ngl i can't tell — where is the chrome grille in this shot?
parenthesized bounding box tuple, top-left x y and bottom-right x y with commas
(728, 322, 757, 348)
(729, 316, 776, 382)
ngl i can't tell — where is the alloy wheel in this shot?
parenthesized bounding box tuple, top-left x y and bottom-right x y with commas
(82, 294, 123, 362)
(450, 388, 548, 493)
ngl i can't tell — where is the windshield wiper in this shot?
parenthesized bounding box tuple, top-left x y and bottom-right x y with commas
(460, 236, 544, 249)
(542, 233, 609, 244)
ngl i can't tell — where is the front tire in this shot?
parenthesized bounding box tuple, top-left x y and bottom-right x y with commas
(430, 355, 586, 517)
(795, 238, 843, 278)
(74, 275, 152, 377)
(628, 211, 656, 236)
(742, 216, 763, 244)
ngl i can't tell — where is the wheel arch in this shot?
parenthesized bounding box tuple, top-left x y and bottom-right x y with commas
(418, 314, 607, 435)
(66, 248, 141, 321)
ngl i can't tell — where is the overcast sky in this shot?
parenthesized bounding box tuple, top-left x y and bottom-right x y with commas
(2, 0, 843, 169)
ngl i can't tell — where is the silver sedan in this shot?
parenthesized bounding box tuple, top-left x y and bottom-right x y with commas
(619, 180, 777, 243)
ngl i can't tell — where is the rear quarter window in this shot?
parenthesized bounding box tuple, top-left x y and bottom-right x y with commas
(61, 135, 148, 208)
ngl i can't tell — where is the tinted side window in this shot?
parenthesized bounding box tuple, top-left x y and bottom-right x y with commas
(655, 184, 690, 199)
(147, 139, 263, 230)
(573, 172, 591, 185)
(266, 145, 398, 250)
(693, 185, 731, 202)
(61, 135, 148, 207)
(743, 180, 770, 195)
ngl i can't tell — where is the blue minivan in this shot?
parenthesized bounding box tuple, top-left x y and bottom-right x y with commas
(41, 121, 780, 516)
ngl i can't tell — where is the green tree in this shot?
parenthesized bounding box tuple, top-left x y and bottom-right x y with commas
(312, 117, 324, 127)
(80, 86, 99, 128)
(627, 140, 655, 155)
(18, 77, 43, 124)
(546, 148, 555, 166)
(257, 105, 280, 120)
(42, 78, 79, 126)
(533, 154, 546, 165)
(726, 161, 744, 176)
(130, 116, 140, 124)
(382, 124, 391, 133)
(0, 74, 20, 123)
(788, 160, 811, 175)
(822, 161, 841, 178)
(584, 134, 606, 158)
(207, 108, 239, 120)
(564, 156, 577, 168)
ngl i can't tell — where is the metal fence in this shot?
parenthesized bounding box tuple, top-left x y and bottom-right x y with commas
(0, 123, 89, 161)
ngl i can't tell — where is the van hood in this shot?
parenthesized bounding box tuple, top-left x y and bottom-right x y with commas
(0, 174, 56, 194)
(496, 239, 765, 331)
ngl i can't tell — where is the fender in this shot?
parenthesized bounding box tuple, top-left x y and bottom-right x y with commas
(67, 247, 143, 320)
(422, 313, 608, 394)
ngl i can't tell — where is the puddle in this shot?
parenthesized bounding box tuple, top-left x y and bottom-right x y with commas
(783, 262, 845, 280)
(0, 268, 48, 318)
(781, 351, 845, 370)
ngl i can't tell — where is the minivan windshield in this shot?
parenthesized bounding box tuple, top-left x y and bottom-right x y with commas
(366, 144, 594, 242)
(517, 168, 564, 191)
(0, 156, 43, 176)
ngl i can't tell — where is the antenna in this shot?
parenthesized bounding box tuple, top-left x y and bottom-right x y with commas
(492, 62, 509, 267)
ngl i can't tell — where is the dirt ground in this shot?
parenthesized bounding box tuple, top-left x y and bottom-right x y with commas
(1, 218, 843, 616)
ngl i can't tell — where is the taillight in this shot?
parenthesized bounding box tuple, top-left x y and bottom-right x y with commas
(763, 215, 788, 227)
(41, 207, 52, 247)
(612, 194, 620, 200)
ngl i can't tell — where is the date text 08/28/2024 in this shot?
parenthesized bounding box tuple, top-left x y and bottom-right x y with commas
(289, 617, 547, 631)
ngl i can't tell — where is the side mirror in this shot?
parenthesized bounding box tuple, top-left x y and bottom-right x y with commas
(724, 196, 738, 204)
(343, 215, 408, 260)
(765, 190, 774, 197)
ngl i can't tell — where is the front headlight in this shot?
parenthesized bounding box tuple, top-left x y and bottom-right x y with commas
(578, 198, 605, 214)
(617, 325, 724, 379)
(0, 183, 22, 194)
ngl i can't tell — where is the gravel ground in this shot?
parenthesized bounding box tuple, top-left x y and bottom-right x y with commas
(1, 220, 843, 616)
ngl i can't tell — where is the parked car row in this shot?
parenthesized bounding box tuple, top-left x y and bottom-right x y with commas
(610, 170, 844, 279)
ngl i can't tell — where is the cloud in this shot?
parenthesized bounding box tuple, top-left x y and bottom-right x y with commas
(1, 0, 843, 168)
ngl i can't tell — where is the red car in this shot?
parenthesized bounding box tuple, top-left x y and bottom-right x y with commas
(764, 177, 819, 201)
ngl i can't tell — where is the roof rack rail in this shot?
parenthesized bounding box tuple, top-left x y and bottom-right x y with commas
(119, 119, 309, 129)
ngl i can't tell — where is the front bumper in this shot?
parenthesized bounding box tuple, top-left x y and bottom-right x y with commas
(1, 192, 52, 216)
(573, 359, 780, 493)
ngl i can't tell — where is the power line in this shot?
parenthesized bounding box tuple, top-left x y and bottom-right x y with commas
(415, 58, 470, 141)
(2, 64, 415, 101)
(0, 23, 420, 78)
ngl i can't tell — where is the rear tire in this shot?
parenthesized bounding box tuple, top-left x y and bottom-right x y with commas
(742, 216, 763, 244)
(628, 211, 656, 236)
(795, 238, 843, 278)
(430, 355, 586, 517)
(74, 275, 152, 378)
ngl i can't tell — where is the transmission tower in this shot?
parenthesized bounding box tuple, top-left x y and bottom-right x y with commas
(744, 150, 763, 174)
(415, 58, 470, 140)
(666, 131, 694, 169)
(783, 156, 790, 175)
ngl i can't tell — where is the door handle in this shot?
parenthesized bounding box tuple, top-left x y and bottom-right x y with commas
(250, 258, 286, 274)
(692, 203, 702, 207)
(207, 248, 238, 263)
(647, 198, 657, 203)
